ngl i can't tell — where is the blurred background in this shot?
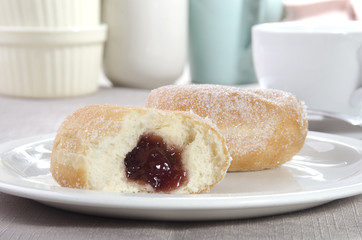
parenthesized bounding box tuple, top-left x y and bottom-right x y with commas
(0, 0, 361, 98)
(98, 0, 362, 88)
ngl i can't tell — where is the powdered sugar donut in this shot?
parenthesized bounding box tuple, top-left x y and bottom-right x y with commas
(50, 104, 231, 194)
(146, 84, 308, 171)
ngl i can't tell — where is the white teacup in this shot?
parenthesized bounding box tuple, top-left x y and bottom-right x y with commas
(252, 21, 362, 115)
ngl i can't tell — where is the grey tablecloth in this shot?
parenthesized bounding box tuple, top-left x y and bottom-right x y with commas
(0, 87, 361, 240)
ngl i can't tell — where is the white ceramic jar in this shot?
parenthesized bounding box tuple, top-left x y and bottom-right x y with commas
(102, 0, 187, 89)
(0, 0, 104, 98)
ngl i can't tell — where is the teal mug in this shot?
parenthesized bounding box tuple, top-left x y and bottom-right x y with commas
(189, 0, 283, 85)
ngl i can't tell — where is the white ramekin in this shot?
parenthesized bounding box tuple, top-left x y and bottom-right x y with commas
(0, 24, 107, 98)
(0, 0, 100, 27)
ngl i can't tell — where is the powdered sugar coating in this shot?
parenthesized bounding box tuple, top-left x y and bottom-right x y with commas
(50, 104, 232, 193)
(146, 84, 308, 171)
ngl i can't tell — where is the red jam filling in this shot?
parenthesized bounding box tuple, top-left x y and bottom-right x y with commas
(124, 133, 187, 192)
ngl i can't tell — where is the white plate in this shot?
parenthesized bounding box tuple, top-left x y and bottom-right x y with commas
(0, 132, 362, 221)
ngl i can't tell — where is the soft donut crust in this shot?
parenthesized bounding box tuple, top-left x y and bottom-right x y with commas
(50, 104, 231, 193)
(146, 84, 308, 171)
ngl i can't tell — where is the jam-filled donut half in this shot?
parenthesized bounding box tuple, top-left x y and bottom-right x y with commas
(50, 104, 231, 194)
